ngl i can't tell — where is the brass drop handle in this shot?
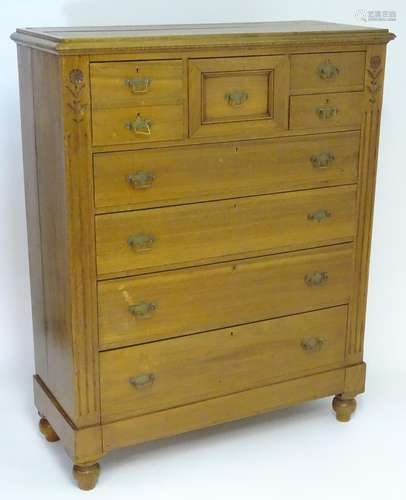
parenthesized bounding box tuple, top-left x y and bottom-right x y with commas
(304, 271, 329, 286)
(125, 115, 152, 136)
(316, 105, 338, 120)
(310, 152, 335, 169)
(128, 233, 155, 252)
(301, 337, 326, 352)
(128, 301, 157, 318)
(307, 209, 332, 222)
(318, 60, 340, 80)
(225, 90, 248, 106)
(127, 171, 155, 189)
(125, 77, 151, 94)
(129, 373, 155, 389)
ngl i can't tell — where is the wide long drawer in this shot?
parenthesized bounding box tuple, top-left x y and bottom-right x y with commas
(96, 185, 357, 277)
(100, 306, 348, 422)
(98, 244, 354, 349)
(94, 131, 360, 212)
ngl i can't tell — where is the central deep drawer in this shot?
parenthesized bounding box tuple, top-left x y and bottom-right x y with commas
(96, 185, 357, 277)
(98, 244, 354, 349)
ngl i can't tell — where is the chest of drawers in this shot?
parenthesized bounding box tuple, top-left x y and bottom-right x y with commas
(12, 21, 394, 490)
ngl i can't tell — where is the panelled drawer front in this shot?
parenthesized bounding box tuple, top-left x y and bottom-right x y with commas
(291, 52, 365, 94)
(290, 92, 363, 131)
(90, 60, 184, 146)
(100, 306, 347, 422)
(98, 245, 354, 349)
(94, 132, 360, 211)
(96, 185, 357, 277)
(189, 55, 289, 139)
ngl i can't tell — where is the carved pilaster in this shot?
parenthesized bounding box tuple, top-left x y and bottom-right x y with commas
(62, 56, 100, 426)
(347, 46, 387, 362)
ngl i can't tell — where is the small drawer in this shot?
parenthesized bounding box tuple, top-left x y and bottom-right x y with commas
(90, 60, 185, 146)
(94, 132, 360, 212)
(92, 104, 184, 146)
(291, 51, 365, 94)
(98, 245, 354, 349)
(100, 306, 347, 422)
(189, 55, 289, 139)
(90, 60, 184, 108)
(290, 92, 363, 131)
(95, 185, 357, 277)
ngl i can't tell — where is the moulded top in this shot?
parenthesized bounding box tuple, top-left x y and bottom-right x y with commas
(11, 20, 395, 54)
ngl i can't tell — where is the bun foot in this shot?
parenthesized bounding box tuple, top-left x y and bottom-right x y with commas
(332, 396, 357, 422)
(39, 417, 60, 442)
(73, 463, 100, 491)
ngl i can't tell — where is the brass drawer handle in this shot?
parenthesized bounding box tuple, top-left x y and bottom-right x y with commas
(310, 152, 335, 168)
(129, 373, 155, 389)
(125, 115, 152, 136)
(127, 171, 155, 189)
(307, 209, 332, 222)
(301, 337, 326, 352)
(318, 60, 340, 80)
(316, 105, 338, 120)
(125, 77, 151, 94)
(128, 301, 157, 318)
(304, 271, 329, 286)
(225, 90, 248, 106)
(128, 233, 155, 252)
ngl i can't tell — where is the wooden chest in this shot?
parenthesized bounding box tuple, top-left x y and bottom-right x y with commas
(12, 21, 394, 490)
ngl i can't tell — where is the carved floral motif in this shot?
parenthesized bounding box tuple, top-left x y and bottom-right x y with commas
(66, 69, 88, 123)
(367, 55, 382, 104)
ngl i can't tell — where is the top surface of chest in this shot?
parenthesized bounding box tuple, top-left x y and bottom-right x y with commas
(12, 20, 394, 53)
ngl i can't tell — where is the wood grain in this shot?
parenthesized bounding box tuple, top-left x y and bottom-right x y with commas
(346, 46, 387, 363)
(17, 46, 48, 382)
(290, 91, 363, 131)
(98, 244, 354, 349)
(62, 56, 100, 426)
(100, 306, 347, 422)
(189, 55, 289, 139)
(11, 21, 395, 55)
(290, 51, 365, 94)
(90, 59, 184, 109)
(92, 103, 184, 146)
(95, 185, 357, 277)
(13, 22, 394, 488)
(93, 131, 360, 212)
(102, 367, 346, 450)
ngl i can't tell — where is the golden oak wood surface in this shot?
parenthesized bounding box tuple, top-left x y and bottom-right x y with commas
(98, 244, 354, 349)
(95, 185, 357, 277)
(100, 306, 348, 422)
(13, 21, 394, 489)
(290, 91, 364, 131)
(93, 131, 360, 212)
(92, 103, 185, 146)
(189, 55, 289, 139)
(290, 51, 365, 94)
(90, 59, 184, 108)
(102, 367, 348, 450)
(12, 21, 394, 54)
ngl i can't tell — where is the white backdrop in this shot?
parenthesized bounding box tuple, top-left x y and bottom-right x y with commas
(1, 2, 405, 499)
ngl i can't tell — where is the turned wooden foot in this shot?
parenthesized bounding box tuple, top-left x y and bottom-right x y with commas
(73, 463, 100, 491)
(39, 417, 60, 442)
(332, 396, 357, 422)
